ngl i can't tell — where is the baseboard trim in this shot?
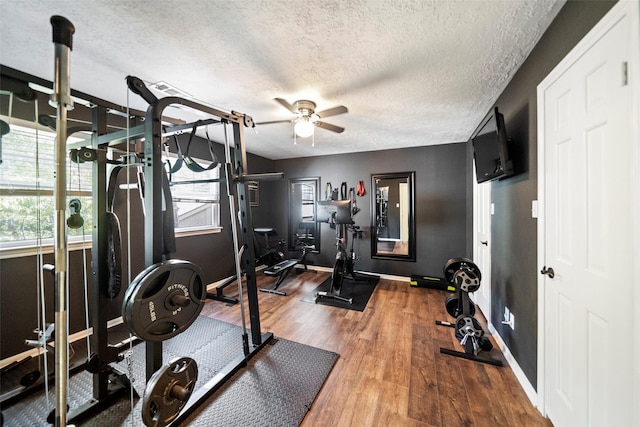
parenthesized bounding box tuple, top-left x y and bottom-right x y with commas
(303, 265, 411, 283)
(488, 322, 541, 412)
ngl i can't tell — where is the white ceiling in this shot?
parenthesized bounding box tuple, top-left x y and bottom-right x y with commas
(0, 0, 564, 160)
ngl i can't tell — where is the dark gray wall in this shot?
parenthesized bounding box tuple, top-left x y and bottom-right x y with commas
(268, 143, 471, 277)
(486, 0, 616, 388)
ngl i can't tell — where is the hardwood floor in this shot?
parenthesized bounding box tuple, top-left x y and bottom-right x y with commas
(201, 270, 552, 427)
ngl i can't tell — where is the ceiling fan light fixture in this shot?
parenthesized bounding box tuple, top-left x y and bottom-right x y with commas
(294, 118, 315, 138)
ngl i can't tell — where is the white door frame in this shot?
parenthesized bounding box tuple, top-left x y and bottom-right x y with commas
(472, 172, 491, 322)
(536, 0, 640, 419)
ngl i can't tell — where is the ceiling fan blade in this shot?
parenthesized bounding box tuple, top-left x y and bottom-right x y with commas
(316, 105, 348, 118)
(256, 119, 294, 125)
(315, 121, 345, 133)
(274, 98, 298, 114)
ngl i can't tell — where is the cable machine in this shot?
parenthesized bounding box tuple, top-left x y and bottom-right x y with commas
(3, 14, 282, 424)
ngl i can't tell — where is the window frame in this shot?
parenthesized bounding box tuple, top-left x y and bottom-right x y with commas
(0, 118, 223, 259)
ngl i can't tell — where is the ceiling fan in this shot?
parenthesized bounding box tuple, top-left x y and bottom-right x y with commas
(258, 98, 348, 139)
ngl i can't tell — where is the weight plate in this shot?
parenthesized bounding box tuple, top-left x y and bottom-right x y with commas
(453, 269, 480, 293)
(444, 294, 475, 318)
(20, 370, 41, 387)
(142, 357, 198, 427)
(123, 259, 205, 342)
(455, 315, 484, 339)
(480, 336, 493, 352)
(444, 294, 460, 318)
(443, 257, 482, 284)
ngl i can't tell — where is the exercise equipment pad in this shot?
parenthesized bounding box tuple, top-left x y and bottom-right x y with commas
(1, 316, 339, 426)
(302, 274, 379, 312)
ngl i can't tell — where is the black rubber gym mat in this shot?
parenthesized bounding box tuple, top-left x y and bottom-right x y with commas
(301, 273, 379, 312)
(0, 316, 339, 427)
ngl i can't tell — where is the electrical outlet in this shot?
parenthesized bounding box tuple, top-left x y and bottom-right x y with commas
(502, 307, 515, 330)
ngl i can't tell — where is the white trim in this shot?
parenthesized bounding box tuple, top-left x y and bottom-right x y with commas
(0, 238, 91, 259)
(257, 264, 412, 283)
(0, 227, 223, 259)
(536, 56, 548, 416)
(304, 265, 412, 283)
(536, 0, 640, 422)
(629, 1, 640, 425)
(175, 226, 222, 238)
(488, 322, 539, 408)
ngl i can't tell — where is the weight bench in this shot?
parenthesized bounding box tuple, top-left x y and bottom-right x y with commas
(260, 259, 299, 296)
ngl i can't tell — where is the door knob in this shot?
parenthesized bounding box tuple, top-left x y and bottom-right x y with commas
(480, 241, 488, 246)
(540, 266, 555, 278)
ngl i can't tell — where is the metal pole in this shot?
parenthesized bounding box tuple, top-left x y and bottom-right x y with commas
(50, 15, 74, 427)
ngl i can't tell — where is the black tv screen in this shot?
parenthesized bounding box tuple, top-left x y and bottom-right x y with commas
(471, 107, 514, 183)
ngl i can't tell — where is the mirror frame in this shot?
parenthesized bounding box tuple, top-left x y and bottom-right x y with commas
(370, 171, 416, 261)
(288, 177, 321, 253)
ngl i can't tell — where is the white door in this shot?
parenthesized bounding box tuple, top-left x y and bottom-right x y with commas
(472, 176, 491, 320)
(538, 3, 636, 426)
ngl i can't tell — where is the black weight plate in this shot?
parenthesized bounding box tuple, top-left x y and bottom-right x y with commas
(123, 260, 205, 342)
(455, 315, 484, 338)
(453, 269, 480, 293)
(142, 357, 198, 427)
(443, 257, 482, 284)
(444, 294, 460, 318)
(20, 370, 40, 387)
(480, 336, 493, 352)
(444, 294, 475, 318)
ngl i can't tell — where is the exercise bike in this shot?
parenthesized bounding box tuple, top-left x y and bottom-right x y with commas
(315, 217, 362, 305)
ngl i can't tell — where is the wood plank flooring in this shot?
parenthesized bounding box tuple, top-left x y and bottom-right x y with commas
(201, 270, 552, 427)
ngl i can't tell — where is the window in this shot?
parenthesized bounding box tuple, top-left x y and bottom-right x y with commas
(0, 118, 93, 253)
(0, 117, 221, 255)
(300, 183, 315, 220)
(164, 152, 221, 234)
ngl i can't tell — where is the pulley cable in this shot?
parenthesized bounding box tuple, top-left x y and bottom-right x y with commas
(33, 99, 51, 407)
(126, 84, 136, 424)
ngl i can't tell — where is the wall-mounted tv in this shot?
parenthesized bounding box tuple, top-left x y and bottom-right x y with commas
(471, 106, 514, 183)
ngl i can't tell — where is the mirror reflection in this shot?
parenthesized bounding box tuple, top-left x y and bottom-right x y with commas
(288, 177, 320, 253)
(371, 172, 415, 261)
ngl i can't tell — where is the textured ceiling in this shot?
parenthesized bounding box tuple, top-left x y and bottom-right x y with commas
(0, 0, 564, 160)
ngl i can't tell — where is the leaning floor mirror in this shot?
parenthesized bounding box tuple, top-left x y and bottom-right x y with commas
(371, 171, 415, 261)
